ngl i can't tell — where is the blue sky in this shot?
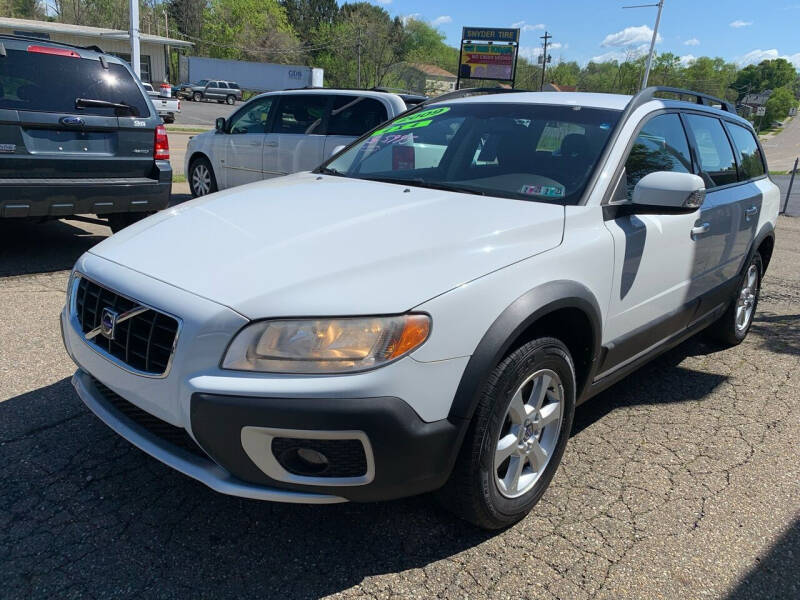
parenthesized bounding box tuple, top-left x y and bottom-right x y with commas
(360, 0, 800, 68)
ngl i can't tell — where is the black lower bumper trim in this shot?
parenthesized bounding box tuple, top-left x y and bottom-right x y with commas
(190, 393, 462, 502)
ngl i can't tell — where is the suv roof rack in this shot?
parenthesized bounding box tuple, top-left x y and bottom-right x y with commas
(631, 86, 737, 114)
(422, 87, 530, 106)
(0, 33, 109, 56)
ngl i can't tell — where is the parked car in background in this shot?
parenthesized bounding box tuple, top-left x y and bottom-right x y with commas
(178, 80, 242, 105)
(63, 86, 778, 528)
(185, 89, 407, 197)
(0, 35, 171, 232)
(142, 82, 180, 124)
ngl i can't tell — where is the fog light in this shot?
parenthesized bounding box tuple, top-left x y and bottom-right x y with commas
(297, 448, 328, 466)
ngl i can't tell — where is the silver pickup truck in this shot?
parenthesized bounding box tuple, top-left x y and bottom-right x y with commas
(143, 83, 180, 123)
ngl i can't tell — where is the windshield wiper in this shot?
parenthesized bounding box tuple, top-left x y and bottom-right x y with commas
(75, 98, 136, 115)
(361, 176, 487, 196)
(317, 166, 344, 176)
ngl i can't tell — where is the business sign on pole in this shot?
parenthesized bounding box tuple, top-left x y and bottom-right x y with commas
(756, 106, 766, 117)
(457, 26, 520, 88)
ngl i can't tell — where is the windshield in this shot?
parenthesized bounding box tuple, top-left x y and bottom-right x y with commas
(196, 79, 209, 86)
(322, 102, 621, 204)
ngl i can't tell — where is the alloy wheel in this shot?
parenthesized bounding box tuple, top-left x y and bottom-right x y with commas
(494, 369, 564, 498)
(191, 164, 211, 196)
(735, 263, 759, 332)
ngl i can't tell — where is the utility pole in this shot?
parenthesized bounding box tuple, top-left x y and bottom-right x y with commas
(624, 0, 664, 91)
(129, 0, 141, 78)
(164, 10, 170, 83)
(539, 31, 551, 92)
(357, 38, 362, 88)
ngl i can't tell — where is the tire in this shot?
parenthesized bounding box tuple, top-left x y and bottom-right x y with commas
(706, 252, 763, 345)
(193, 92, 202, 102)
(226, 95, 236, 105)
(164, 114, 175, 124)
(107, 212, 152, 233)
(189, 157, 218, 198)
(438, 337, 576, 529)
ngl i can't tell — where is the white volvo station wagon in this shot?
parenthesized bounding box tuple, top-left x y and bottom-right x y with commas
(62, 87, 779, 529)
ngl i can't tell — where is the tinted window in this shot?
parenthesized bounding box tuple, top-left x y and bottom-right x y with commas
(325, 103, 620, 204)
(274, 95, 326, 134)
(684, 114, 738, 187)
(0, 49, 149, 117)
(228, 96, 275, 134)
(218, 82, 229, 89)
(229, 82, 240, 89)
(727, 122, 765, 180)
(327, 96, 388, 136)
(624, 113, 692, 198)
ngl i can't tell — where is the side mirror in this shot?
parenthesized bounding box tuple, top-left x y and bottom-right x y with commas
(632, 171, 706, 210)
(215, 117, 227, 132)
(330, 144, 346, 157)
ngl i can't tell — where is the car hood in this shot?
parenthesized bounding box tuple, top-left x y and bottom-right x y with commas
(89, 173, 565, 319)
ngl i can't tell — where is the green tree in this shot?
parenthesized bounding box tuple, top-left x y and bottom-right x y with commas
(764, 87, 798, 125)
(547, 61, 580, 87)
(732, 58, 797, 99)
(280, 0, 338, 39)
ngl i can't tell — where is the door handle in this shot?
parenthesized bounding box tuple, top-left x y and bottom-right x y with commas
(744, 206, 758, 221)
(264, 141, 278, 147)
(691, 222, 710, 239)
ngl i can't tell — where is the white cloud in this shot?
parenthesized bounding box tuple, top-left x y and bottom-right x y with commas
(601, 25, 661, 47)
(684, 38, 700, 46)
(401, 13, 421, 25)
(431, 15, 452, 26)
(591, 44, 650, 63)
(730, 20, 753, 28)
(518, 42, 565, 61)
(511, 21, 546, 32)
(736, 48, 800, 68)
(679, 54, 697, 65)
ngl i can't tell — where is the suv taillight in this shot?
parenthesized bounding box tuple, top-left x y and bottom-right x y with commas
(154, 124, 169, 160)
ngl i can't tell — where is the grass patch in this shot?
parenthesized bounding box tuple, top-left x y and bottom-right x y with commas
(172, 174, 187, 183)
(166, 126, 211, 134)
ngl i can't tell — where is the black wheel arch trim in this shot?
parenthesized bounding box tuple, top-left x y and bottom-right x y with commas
(446, 280, 602, 423)
(748, 222, 775, 274)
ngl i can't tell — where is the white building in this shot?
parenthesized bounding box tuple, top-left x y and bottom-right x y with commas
(0, 17, 192, 83)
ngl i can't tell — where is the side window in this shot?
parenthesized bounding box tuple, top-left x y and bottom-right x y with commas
(327, 96, 388, 136)
(218, 82, 229, 89)
(726, 122, 765, 180)
(623, 113, 692, 198)
(684, 114, 738, 188)
(274, 95, 327, 134)
(228, 97, 275, 134)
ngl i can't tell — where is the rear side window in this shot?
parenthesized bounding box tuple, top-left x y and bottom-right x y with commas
(726, 123, 765, 180)
(274, 94, 326, 134)
(0, 48, 149, 117)
(684, 114, 738, 188)
(218, 82, 229, 89)
(229, 83, 240, 89)
(327, 96, 388, 136)
(624, 113, 693, 198)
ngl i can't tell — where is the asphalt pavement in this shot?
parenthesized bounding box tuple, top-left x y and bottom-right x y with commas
(172, 98, 238, 128)
(1, 215, 799, 599)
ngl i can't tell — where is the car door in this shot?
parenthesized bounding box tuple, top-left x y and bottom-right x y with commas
(263, 94, 329, 177)
(220, 95, 276, 188)
(600, 112, 705, 374)
(324, 95, 389, 158)
(204, 81, 219, 100)
(682, 113, 748, 291)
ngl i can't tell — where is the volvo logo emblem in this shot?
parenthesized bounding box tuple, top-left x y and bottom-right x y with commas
(60, 116, 85, 126)
(100, 307, 119, 340)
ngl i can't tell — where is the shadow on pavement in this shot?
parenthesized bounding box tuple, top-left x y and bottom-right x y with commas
(725, 516, 800, 599)
(0, 334, 735, 598)
(749, 312, 800, 356)
(0, 219, 108, 277)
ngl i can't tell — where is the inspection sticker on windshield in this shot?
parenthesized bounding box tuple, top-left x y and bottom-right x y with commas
(520, 184, 565, 198)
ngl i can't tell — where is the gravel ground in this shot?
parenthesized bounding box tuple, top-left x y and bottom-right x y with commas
(0, 216, 798, 600)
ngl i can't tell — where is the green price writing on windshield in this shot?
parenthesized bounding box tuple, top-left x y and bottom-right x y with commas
(393, 106, 451, 125)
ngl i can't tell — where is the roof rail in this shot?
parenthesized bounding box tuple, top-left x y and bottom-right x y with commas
(422, 86, 530, 106)
(631, 86, 737, 114)
(0, 33, 106, 54)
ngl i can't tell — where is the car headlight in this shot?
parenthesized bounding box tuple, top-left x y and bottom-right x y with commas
(222, 314, 431, 374)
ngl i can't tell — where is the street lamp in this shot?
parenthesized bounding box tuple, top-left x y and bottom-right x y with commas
(623, 0, 664, 91)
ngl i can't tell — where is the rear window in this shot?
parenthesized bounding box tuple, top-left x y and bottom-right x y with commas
(726, 122, 766, 180)
(0, 48, 150, 117)
(684, 114, 738, 188)
(328, 96, 388, 136)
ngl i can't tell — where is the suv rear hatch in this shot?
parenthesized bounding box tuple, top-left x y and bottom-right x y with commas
(0, 41, 157, 181)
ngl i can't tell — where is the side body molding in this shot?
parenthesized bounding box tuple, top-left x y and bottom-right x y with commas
(447, 280, 602, 422)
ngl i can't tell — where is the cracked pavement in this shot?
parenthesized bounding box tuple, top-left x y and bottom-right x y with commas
(1, 216, 798, 600)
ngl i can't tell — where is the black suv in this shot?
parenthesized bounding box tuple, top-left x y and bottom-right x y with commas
(0, 36, 171, 232)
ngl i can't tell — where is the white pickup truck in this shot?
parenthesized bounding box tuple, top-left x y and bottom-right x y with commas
(143, 83, 180, 124)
